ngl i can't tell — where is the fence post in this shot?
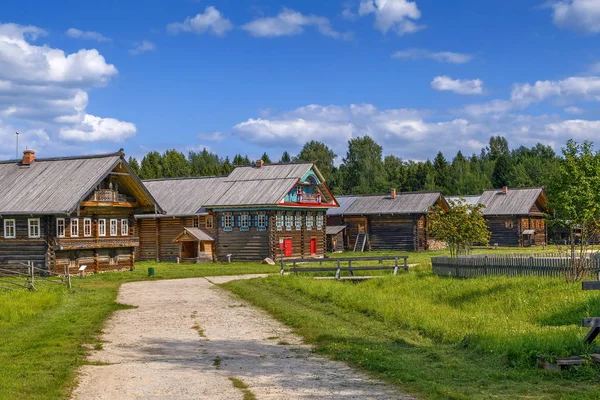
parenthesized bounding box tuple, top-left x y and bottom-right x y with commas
(280, 257, 285, 275)
(393, 257, 399, 275)
(336, 260, 341, 280)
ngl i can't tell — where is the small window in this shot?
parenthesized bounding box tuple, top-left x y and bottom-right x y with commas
(240, 213, 250, 231)
(110, 219, 118, 237)
(206, 216, 214, 229)
(121, 219, 129, 236)
(295, 213, 302, 230)
(84, 218, 92, 237)
(285, 214, 293, 231)
(28, 218, 40, 238)
(57, 218, 66, 238)
(276, 213, 284, 232)
(505, 220, 514, 229)
(4, 219, 15, 239)
(98, 219, 106, 237)
(522, 219, 529, 229)
(257, 214, 267, 231)
(223, 213, 233, 232)
(193, 218, 199, 228)
(70, 218, 79, 237)
(306, 214, 314, 231)
(316, 214, 324, 230)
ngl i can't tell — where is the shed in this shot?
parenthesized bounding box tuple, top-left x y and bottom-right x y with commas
(326, 225, 346, 252)
(173, 227, 214, 263)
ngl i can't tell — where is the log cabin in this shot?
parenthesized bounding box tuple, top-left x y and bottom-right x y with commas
(0, 150, 163, 273)
(327, 189, 448, 251)
(136, 161, 339, 262)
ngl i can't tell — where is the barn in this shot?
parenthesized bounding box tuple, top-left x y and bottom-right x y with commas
(327, 190, 448, 251)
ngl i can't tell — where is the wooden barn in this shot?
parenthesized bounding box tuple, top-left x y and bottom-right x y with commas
(477, 187, 549, 247)
(0, 150, 162, 273)
(327, 190, 448, 251)
(137, 161, 339, 262)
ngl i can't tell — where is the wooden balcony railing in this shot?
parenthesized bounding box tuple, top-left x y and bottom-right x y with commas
(54, 237, 140, 250)
(90, 189, 133, 203)
(298, 193, 322, 203)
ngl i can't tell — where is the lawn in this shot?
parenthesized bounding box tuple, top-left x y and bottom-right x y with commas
(0, 260, 278, 400)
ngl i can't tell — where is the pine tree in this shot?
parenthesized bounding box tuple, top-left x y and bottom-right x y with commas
(261, 152, 271, 164)
(128, 156, 141, 176)
(491, 154, 511, 188)
(280, 151, 291, 163)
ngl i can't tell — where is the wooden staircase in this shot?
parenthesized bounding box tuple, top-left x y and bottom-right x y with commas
(353, 233, 367, 252)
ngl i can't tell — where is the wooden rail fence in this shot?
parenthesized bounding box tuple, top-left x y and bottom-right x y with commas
(280, 256, 408, 279)
(432, 254, 600, 278)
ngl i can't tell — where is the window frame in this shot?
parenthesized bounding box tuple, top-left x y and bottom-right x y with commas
(306, 214, 314, 231)
(56, 218, 66, 238)
(193, 217, 199, 228)
(316, 214, 324, 230)
(28, 218, 41, 239)
(70, 218, 79, 238)
(240, 213, 250, 231)
(276, 213, 284, 232)
(257, 214, 267, 231)
(206, 215, 214, 229)
(223, 213, 233, 232)
(84, 218, 92, 237)
(110, 219, 118, 237)
(4, 219, 16, 239)
(505, 220, 514, 229)
(295, 212, 302, 230)
(98, 219, 106, 237)
(285, 213, 293, 231)
(121, 219, 129, 236)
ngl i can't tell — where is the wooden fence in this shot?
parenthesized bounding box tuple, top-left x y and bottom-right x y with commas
(280, 256, 409, 279)
(0, 261, 71, 291)
(431, 254, 600, 278)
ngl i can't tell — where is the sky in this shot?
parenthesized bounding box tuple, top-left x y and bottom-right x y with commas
(0, 0, 600, 163)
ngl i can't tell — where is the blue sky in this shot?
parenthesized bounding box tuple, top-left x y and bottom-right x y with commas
(1, 0, 599, 163)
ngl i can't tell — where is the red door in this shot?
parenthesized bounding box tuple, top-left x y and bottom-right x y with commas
(310, 238, 317, 255)
(284, 238, 293, 257)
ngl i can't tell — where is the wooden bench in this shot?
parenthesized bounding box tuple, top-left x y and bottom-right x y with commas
(280, 256, 409, 280)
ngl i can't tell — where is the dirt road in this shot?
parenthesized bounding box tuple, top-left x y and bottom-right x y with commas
(72, 275, 413, 399)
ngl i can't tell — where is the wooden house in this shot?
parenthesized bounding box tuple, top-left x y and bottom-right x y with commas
(136, 161, 339, 262)
(327, 190, 448, 251)
(476, 187, 549, 247)
(0, 150, 162, 273)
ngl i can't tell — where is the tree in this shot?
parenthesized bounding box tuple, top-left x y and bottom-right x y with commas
(547, 140, 600, 280)
(189, 148, 221, 176)
(296, 141, 337, 181)
(221, 156, 233, 175)
(428, 199, 491, 257)
(260, 152, 271, 164)
(491, 154, 511, 188)
(383, 155, 407, 192)
(161, 149, 191, 178)
(128, 156, 141, 176)
(433, 151, 449, 192)
(486, 136, 509, 160)
(280, 151, 292, 163)
(233, 154, 251, 166)
(139, 151, 163, 179)
(341, 136, 388, 194)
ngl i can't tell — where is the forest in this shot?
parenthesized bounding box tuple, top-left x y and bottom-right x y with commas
(128, 135, 558, 196)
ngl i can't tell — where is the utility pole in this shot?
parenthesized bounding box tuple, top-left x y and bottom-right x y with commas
(15, 131, 19, 160)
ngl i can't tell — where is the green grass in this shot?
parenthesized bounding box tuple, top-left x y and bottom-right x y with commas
(228, 376, 257, 400)
(223, 270, 600, 399)
(0, 260, 278, 400)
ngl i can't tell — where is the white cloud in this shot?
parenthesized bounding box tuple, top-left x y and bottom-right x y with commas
(551, 0, 600, 33)
(431, 76, 484, 95)
(545, 119, 600, 139)
(357, 0, 425, 35)
(564, 106, 585, 114)
(167, 6, 233, 37)
(130, 40, 156, 55)
(59, 114, 136, 142)
(392, 48, 473, 64)
(462, 100, 513, 117)
(510, 76, 600, 106)
(197, 132, 224, 142)
(66, 28, 111, 42)
(242, 8, 349, 39)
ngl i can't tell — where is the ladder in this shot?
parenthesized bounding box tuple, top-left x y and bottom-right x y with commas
(353, 233, 367, 252)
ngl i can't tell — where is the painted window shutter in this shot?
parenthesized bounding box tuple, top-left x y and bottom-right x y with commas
(237, 215, 241, 227)
(254, 215, 258, 227)
(265, 215, 269, 226)
(221, 216, 225, 228)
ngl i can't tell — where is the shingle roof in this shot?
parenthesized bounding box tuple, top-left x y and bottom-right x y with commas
(326, 225, 346, 235)
(0, 152, 160, 215)
(179, 227, 214, 242)
(327, 192, 445, 216)
(226, 163, 317, 182)
(327, 196, 358, 216)
(478, 188, 546, 216)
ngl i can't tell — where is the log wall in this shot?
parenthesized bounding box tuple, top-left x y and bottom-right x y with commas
(486, 216, 519, 247)
(368, 215, 419, 251)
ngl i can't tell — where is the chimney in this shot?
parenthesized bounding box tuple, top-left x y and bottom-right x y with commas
(22, 149, 35, 165)
(391, 188, 397, 199)
(256, 159, 264, 168)
(503, 186, 508, 195)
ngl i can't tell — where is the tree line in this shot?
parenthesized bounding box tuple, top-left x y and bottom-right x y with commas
(129, 135, 559, 196)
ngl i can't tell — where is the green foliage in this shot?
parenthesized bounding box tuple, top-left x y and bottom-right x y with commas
(260, 152, 271, 164)
(139, 151, 162, 179)
(295, 140, 337, 181)
(341, 136, 389, 194)
(127, 156, 140, 176)
(233, 154, 251, 166)
(491, 154, 511, 188)
(161, 149, 191, 178)
(189, 148, 221, 176)
(280, 151, 291, 163)
(428, 199, 491, 256)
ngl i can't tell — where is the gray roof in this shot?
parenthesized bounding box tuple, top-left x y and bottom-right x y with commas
(326, 225, 346, 235)
(446, 195, 482, 207)
(180, 227, 214, 242)
(0, 152, 161, 215)
(327, 192, 445, 216)
(478, 188, 546, 216)
(226, 163, 317, 181)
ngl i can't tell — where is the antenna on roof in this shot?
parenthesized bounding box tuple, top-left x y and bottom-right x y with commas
(15, 132, 19, 160)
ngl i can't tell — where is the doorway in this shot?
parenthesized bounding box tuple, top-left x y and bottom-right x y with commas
(284, 238, 293, 257)
(310, 237, 317, 255)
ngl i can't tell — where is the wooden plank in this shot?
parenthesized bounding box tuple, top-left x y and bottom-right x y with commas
(582, 281, 600, 290)
(582, 318, 600, 327)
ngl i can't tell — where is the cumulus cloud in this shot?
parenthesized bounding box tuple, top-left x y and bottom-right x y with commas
(167, 6, 233, 36)
(242, 8, 349, 39)
(66, 28, 111, 42)
(392, 48, 473, 64)
(130, 40, 156, 55)
(510, 76, 600, 106)
(431, 76, 484, 95)
(551, 0, 600, 33)
(545, 119, 600, 139)
(564, 106, 585, 114)
(357, 0, 425, 35)
(59, 114, 136, 142)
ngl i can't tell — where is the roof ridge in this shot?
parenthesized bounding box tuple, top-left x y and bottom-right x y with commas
(335, 191, 443, 198)
(0, 151, 123, 164)
(143, 175, 227, 182)
(483, 186, 544, 192)
(233, 162, 313, 168)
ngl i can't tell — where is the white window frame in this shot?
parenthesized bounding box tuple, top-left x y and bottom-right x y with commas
(276, 213, 284, 232)
(121, 219, 129, 236)
(28, 218, 40, 239)
(206, 215, 214, 229)
(56, 218, 66, 238)
(4, 219, 16, 239)
(110, 219, 118, 237)
(240, 213, 250, 231)
(295, 212, 302, 230)
(306, 214, 314, 231)
(84, 218, 92, 237)
(70, 218, 79, 238)
(316, 214, 324, 230)
(98, 219, 106, 237)
(285, 213, 293, 231)
(223, 213, 233, 231)
(257, 214, 267, 231)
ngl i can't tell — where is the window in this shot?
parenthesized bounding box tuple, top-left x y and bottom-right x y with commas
(306, 214, 314, 231)
(98, 219, 106, 237)
(84, 218, 92, 237)
(56, 218, 66, 238)
(223, 213, 233, 232)
(316, 214, 324, 230)
(28, 218, 40, 238)
(295, 212, 302, 230)
(240, 213, 250, 231)
(206, 216, 214, 229)
(110, 219, 118, 237)
(276, 213, 284, 232)
(70, 218, 79, 237)
(256, 214, 267, 231)
(522, 219, 529, 229)
(285, 213, 293, 231)
(505, 220, 514, 229)
(193, 218, 199, 228)
(121, 219, 129, 236)
(4, 219, 15, 239)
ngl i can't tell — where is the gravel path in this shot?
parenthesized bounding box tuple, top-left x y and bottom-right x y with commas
(72, 275, 413, 399)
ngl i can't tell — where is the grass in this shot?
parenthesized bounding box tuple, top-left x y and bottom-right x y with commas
(228, 376, 257, 400)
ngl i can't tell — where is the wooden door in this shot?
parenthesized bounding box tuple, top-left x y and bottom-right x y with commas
(310, 237, 317, 255)
(284, 238, 293, 257)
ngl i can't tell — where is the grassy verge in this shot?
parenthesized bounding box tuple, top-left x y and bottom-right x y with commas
(223, 273, 600, 399)
(0, 261, 278, 399)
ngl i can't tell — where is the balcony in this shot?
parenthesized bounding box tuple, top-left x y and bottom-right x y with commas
(297, 193, 322, 203)
(54, 237, 140, 250)
(91, 189, 132, 202)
